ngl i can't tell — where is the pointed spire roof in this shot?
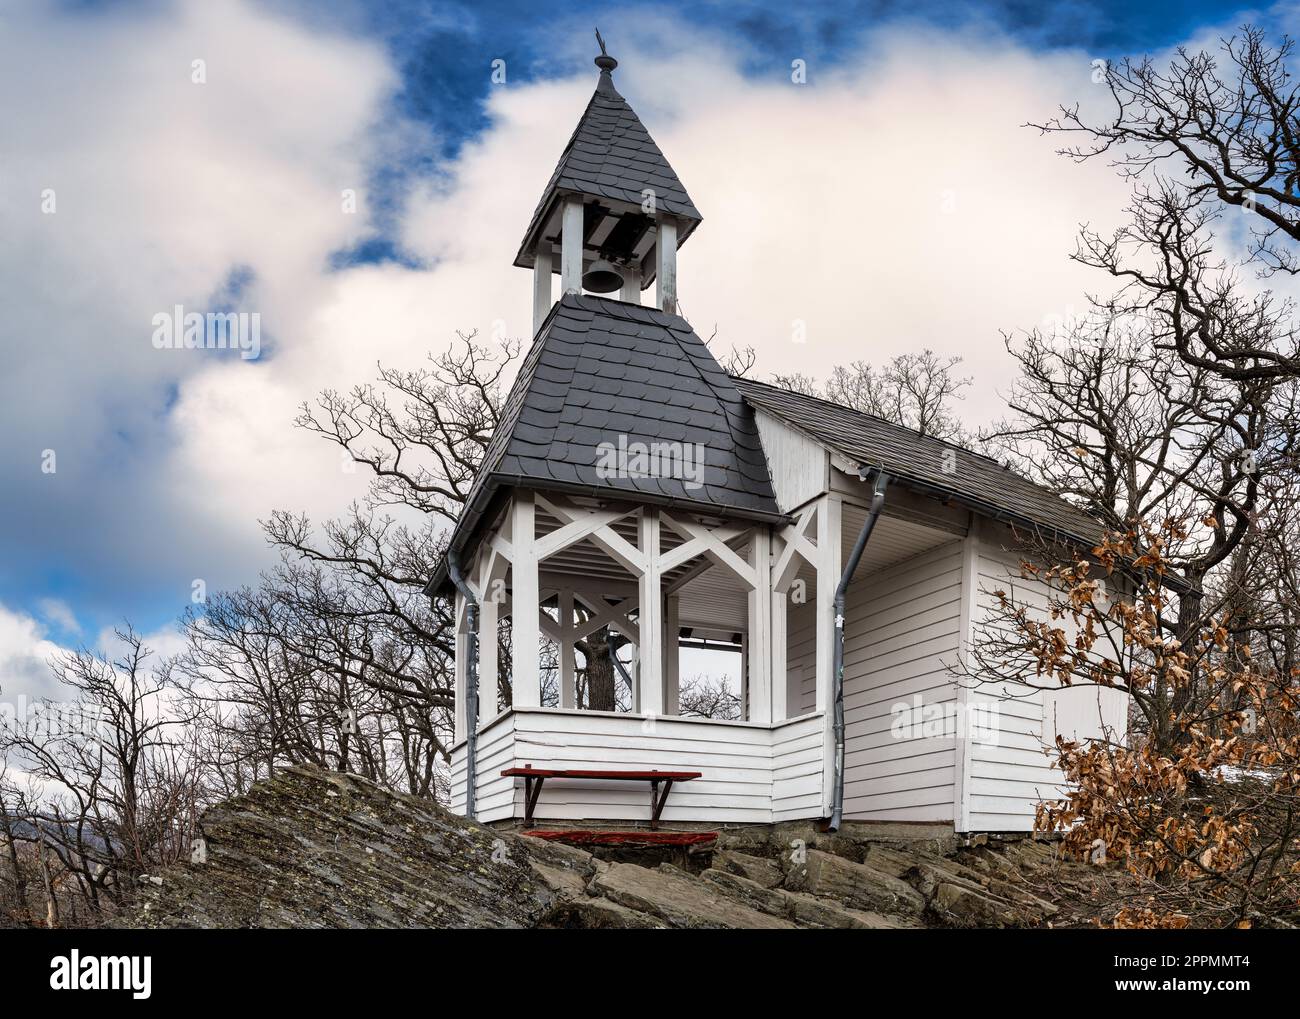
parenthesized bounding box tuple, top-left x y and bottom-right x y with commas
(514, 38, 703, 270)
(425, 295, 782, 595)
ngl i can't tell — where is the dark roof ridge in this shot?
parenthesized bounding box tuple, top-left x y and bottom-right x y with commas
(730, 373, 1007, 470)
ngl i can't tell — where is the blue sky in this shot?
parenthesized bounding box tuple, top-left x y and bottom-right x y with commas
(0, 0, 1289, 693)
(308, 0, 1253, 255)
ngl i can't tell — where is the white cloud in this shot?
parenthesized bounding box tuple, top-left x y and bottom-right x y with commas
(2, 3, 1188, 629)
(1, 0, 402, 603)
(36, 597, 79, 635)
(0, 603, 66, 705)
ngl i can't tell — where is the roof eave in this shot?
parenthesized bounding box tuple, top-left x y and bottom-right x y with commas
(751, 397, 1198, 597)
(425, 471, 792, 599)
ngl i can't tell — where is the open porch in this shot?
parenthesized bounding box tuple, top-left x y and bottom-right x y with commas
(447, 483, 966, 828)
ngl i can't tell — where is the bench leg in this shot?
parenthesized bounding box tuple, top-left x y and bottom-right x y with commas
(649, 779, 675, 830)
(523, 775, 545, 826)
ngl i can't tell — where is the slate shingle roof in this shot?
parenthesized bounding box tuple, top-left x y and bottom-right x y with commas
(427, 296, 782, 593)
(514, 68, 702, 269)
(731, 376, 1105, 546)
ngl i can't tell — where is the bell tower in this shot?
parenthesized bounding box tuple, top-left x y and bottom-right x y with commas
(515, 31, 704, 334)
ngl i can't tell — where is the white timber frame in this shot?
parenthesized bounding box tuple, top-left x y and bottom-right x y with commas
(560, 197, 584, 296)
(457, 490, 794, 724)
(532, 248, 554, 336)
(770, 494, 842, 813)
(450, 486, 851, 826)
(529, 197, 657, 336)
(460, 488, 769, 722)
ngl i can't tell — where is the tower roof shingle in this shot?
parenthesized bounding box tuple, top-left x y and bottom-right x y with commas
(514, 66, 702, 270)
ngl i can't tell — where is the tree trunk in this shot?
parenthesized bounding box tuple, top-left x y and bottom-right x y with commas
(585, 629, 617, 712)
(1165, 566, 1207, 753)
(37, 835, 58, 929)
(0, 797, 27, 923)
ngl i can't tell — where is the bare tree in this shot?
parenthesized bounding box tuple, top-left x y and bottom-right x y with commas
(677, 675, 741, 721)
(772, 351, 972, 442)
(1002, 24, 1300, 751)
(985, 306, 1294, 638)
(1035, 27, 1300, 382)
(176, 561, 448, 799)
(715, 343, 758, 377)
(253, 332, 516, 788)
(0, 763, 30, 926)
(826, 352, 972, 440)
(0, 629, 201, 921)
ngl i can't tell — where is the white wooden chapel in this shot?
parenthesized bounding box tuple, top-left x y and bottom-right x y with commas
(427, 40, 1125, 834)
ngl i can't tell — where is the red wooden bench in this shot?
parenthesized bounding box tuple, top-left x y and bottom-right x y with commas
(501, 766, 702, 829)
(524, 830, 717, 848)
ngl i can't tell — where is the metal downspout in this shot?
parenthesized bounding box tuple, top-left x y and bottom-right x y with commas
(829, 469, 890, 832)
(447, 549, 480, 821)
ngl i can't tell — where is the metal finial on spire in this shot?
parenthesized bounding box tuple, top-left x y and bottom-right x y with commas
(594, 28, 618, 72)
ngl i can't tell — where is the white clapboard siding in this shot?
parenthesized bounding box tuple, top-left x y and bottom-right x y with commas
(511, 709, 778, 825)
(841, 540, 964, 823)
(449, 711, 519, 822)
(452, 707, 826, 825)
(772, 713, 825, 821)
(965, 538, 1127, 831)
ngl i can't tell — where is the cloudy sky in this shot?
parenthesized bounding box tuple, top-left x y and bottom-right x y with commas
(1, 0, 1290, 700)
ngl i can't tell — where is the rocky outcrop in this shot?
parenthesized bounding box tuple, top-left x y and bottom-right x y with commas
(114, 766, 579, 929)
(112, 765, 1076, 929)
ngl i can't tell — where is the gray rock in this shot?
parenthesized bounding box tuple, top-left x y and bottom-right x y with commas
(713, 850, 784, 888)
(540, 897, 664, 929)
(113, 767, 564, 929)
(784, 849, 925, 916)
(589, 862, 796, 929)
(105, 764, 1066, 930)
(702, 868, 797, 916)
(930, 882, 1022, 928)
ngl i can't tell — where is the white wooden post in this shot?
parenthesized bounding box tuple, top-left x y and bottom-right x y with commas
(663, 594, 680, 715)
(814, 494, 842, 713)
(656, 216, 677, 314)
(619, 266, 641, 304)
(511, 492, 541, 707)
(771, 584, 788, 723)
(454, 591, 468, 742)
(815, 494, 843, 814)
(532, 249, 553, 335)
(740, 632, 750, 720)
(953, 517, 980, 833)
(747, 528, 772, 724)
(561, 198, 584, 296)
(638, 509, 664, 716)
(559, 588, 576, 709)
(477, 548, 501, 723)
(771, 505, 819, 724)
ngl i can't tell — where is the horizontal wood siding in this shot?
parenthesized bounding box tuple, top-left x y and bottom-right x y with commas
(841, 541, 964, 823)
(514, 710, 773, 824)
(449, 713, 518, 822)
(453, 708, 827, 825)
(965, 538, 1125, 831)
(772, 714, 825, 821)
